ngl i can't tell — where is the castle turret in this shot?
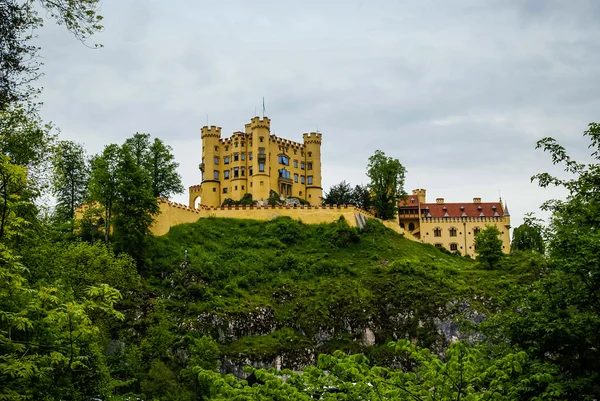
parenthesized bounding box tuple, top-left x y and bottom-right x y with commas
(198, 125, 222, 207)
(412, 188, 426, 204)
(250, 116, 271, 202)
(303, 132, 322, 206)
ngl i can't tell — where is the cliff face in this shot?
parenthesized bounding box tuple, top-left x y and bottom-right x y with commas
(146, 217, 516, 377)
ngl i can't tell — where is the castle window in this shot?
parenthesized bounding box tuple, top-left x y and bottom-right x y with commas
(258, 147, 265, 155)
(234, 186, 238, 190)
(249, 167, 253, 175)
(299, 191, 303, 196)
(223, 188, 228, 194)
(241, 142, 245, 147)
(400, 222, 405, 229)
(234, 167, 239, 178)
(259, 163, 265, 172)
(241, 167, 245, 176)
(473, 227, 481, 236)
(307, 176, 313, 185)
(279, 169, 291, 179)
(309, 194, 312, 198)
(235, 142, 238, 148)
(224, 156, 230, 164)
(450, 243, 458, 251)
(308, 151, 312, 157)
(294, 173, 298, 183)
(449, 227, 457, 237)
(249, 152, 253, 160)
(224, 171, 230, 179)
(301, 176, 305, 184)
(214, 146, 219, 152)
(294, 150, 297, 155)
(213, 171, 219, 180)
(242, 185, 245, 190)
(301, 151, 304, 157)
(294, 160, 298, 168)
(435, 243, 443, 248)
(278, 155, 290, 165)
(260, 181, 264, 186)
(259, 137, 264, 142)
(225, 146, 229, 151)
(301, 162, 305, 170)
(241, 152, 245, 161)
(307, 162, 313, 170)
(234, 153, 239, 161)
(408, 222, 415, 231)
(434, 228, 442, 237)
(214, 157, 219, 165)
(213, 188, 216, 192)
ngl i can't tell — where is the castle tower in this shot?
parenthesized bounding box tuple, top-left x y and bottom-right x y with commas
(250, 116, 271, 202)
(303, 132, 323, 206)
(412, 188, 427, 204)
(198, 125, 222, 207)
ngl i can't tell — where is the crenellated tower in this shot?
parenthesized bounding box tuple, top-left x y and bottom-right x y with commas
(196, 125, 222, 207)
(303, 132, 323, 206)
(249, 116, 271, 202)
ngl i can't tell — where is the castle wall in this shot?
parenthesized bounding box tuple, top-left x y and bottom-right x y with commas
(151, 200, 406, 237)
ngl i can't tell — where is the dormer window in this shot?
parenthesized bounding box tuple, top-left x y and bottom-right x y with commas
(460, 206, 465, 210)
(477, 206, 482, 210)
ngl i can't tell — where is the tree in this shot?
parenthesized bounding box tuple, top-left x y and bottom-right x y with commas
(352, 184, 372, 211)
(88, 144, 120, 243)
(511, 212, 545, 254)
(366, 150, 406, 220)
(113, 144, 159, 265)
(473, 225, 504, 269)
(146, 138, 184, 198)
(51, 140, 89, 227)
(323, 180, 353, 205)
(0, 0, 103, 109)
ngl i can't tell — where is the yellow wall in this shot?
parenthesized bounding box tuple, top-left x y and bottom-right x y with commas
(418, 217, 511, 257)
(151, 199, 407, 237)
(194, 116, 323, 208)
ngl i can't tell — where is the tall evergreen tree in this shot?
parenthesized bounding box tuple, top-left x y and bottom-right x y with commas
(323, 180, 353, 205)
(51, 140, 89, 227)
(88, 144, 120, 243)
(113, 144, 159, 265)
(146, 138, 184, 198)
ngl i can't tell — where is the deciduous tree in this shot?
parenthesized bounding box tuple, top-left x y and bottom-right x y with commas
(474, 225, 504, 269)
(366, 150, 406, 220)
(51, 140, 89, 227)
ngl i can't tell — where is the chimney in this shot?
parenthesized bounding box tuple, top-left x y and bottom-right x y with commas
(473, 197, 481, 204)
(436, 198, 444, 204)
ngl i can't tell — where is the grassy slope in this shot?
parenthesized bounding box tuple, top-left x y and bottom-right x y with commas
(146, 216, 535, 370)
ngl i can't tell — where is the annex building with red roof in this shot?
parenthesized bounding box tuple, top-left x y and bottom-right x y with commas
(398, 189, 511, 257)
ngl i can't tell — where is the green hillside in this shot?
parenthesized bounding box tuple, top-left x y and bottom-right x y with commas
(145, 216, 538, 372)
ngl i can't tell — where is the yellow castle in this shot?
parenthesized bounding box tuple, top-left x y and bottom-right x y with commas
(398, 189, 511, 256)
(188, 116, 323, 208)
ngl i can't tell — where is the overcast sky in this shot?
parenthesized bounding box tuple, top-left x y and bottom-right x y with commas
(35, 0, 600, 227)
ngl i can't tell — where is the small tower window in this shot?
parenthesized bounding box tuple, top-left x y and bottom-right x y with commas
(234, 167, 239, 178)
(249, 152, 253, 160)
(308, 152, 312, 157)
(234, 153, 239, 161)
(223, 188, 228, 194)
(213, 171, 219, 180)
(307, 162, 313, 170)
(224, 156, 230, 164)
(259, 163, 265, 172)
(259, 137, 264, 142)
(294, 160, 298, 168)
(301, 176, 305, 184)
(214, 146, 219, 152)
(241, 167, 245, 176)
(214, 157, 219, 165)
(224, 171, 230, 179)
(249, 167, 253, 175)
(307, 176, 313, 184)
(294, 174, 298, 183)
(241, 153, 245, 161)
(301, 162, 305, 170)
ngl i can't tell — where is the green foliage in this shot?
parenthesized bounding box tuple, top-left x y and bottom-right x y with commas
(323, 181, 372, 210)
(473, 225, 504, 269)
(267, 189, 283, 206)
(198, 341, 562, 400)
(511, 212, 546, 254)
(367, 150, 406, 220)
(222, 193, 255, 207)
(88, 144, 120, 243)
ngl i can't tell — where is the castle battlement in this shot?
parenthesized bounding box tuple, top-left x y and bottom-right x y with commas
(201, 125, 222, 139)
(250, 116, 271, 130)
(303, 132, 322, 144)
(272, 135, 304, 149)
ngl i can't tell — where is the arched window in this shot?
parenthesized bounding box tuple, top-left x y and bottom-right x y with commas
(450, 243, 458, 251)
(434, 228, 442, 237)
(400, 222, 405, 229)
(408, 222, 415, 231)
(449, 227, 457, 237)
(473, 227, 481, 236)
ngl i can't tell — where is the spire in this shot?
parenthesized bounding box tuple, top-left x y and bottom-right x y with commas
(504, 202, 510, 216)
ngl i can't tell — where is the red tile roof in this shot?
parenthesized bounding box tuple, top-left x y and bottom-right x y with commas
(399, 200, 505, 218)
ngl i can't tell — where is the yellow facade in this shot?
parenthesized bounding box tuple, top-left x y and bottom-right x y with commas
(189, 116, 323, 208)
(398, 189, 511, 257)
